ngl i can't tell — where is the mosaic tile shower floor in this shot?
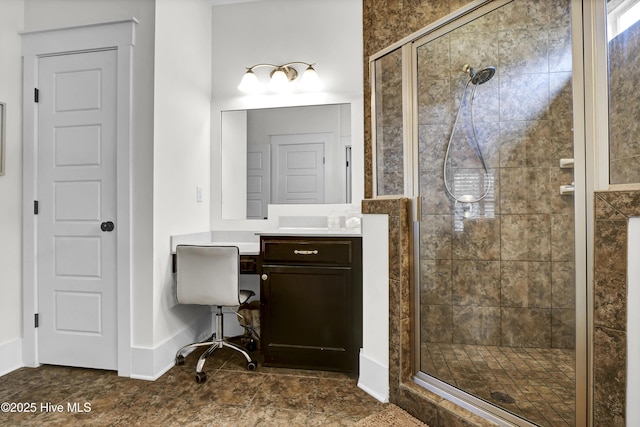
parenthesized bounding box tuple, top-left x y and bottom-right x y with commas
(422, 343, 575, 426)
(0, 346, 387, 426)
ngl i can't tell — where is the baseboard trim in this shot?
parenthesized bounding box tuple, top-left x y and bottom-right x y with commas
(0, 339, 24, 378)
(357, 350, 389, 403)
(130, 313, 211, 381)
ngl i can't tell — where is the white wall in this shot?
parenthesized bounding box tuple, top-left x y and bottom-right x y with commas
(358, 214, 390, 402)
(20, 0, 214, 375)
(23, 0, 157, 347)
(152, 0, 213, 345)
(0, 0, 25, 372)
(209, 0, 364, 230)
(221, 110, 248, 219)
(211, 0, 362, 100)
(2, 0, 364, 376)
(628, 218, 640, 424)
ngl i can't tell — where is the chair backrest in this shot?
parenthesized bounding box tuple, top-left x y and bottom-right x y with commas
(176, 245, 240, 307)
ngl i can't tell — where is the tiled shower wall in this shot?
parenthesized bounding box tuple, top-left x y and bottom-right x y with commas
(370, 0, 576, 349)
(374, 48, 404, 196)
(364, 0, 479, 200)
(418, 0, 576, 350)
(592, 191, 640, 425)
(364, 0, 637, 425)
(608, 18, 640, 184)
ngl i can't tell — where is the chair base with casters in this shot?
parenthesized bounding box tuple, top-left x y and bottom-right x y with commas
(173, 244, 259, 384)
(175, 290, 258, 383)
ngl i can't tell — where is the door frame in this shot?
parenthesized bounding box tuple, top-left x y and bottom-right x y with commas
(247, 144, 270, 219)
(21, 19, 136, 376)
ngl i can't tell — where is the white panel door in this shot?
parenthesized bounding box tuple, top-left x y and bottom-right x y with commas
(37, 50, 118, 370)
(247, 145, 269, 219)
(271, 136, 325, 204)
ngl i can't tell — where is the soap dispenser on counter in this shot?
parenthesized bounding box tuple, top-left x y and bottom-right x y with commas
(345, 207, 361, 230)
(327, 211, 341, 229)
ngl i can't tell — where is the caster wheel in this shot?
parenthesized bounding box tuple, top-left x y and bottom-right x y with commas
(246, 339, 257, 352)
(175, 355, 185, 366)
(246, 361, 257, 371)
(195, 371, 207, 383)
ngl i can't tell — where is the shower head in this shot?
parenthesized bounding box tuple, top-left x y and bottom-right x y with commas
(473, 66, 496, 84)
(462, 64, 496, 85)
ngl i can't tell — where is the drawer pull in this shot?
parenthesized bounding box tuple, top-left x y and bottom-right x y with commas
(294, 249, 319, 255)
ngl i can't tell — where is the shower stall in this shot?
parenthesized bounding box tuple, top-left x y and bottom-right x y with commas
(372, 0, 584, 425)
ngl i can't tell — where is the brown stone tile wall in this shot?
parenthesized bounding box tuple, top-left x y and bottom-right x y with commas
(592, 191, 640, 426)
(363, 0, 477, 199)
(415, 0, 575, 351)
(361, 0, 599, 424)
(608, 20, 640, 184)
(366, 0, 576, 351)
(373, 47, 404, 196)
(363, 2, 638, 426)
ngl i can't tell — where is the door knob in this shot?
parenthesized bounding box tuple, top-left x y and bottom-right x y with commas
(101, 221, 115, 232)
(261, 274, 268, 281)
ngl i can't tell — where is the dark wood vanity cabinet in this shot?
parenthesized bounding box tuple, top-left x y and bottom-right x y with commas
(259, 236, 362, 372)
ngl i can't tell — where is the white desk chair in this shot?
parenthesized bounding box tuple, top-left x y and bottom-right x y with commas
(174, 245, 257, 383)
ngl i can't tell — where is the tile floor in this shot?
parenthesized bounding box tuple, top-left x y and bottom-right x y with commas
(422, 343, 575, 427)
(0, 346, 387, 426)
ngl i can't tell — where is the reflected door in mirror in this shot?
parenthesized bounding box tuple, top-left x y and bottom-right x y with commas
(247, 145, 269, 219)
(271, 134, 327, 204)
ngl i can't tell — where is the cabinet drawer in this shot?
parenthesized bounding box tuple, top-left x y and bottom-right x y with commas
(240, 255, 258, 274)
(262, 239, 352, 265)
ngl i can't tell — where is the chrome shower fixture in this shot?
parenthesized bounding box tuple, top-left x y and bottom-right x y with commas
(463, 64, 496, 85)
(442, 64, 497, 206)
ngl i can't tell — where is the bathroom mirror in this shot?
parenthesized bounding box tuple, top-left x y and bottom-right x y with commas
(221, 103, 352, 220)
(607, 0, 640, 184)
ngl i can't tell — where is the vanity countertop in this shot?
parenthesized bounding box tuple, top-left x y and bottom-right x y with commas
(257, 227, 361, 238)
(170, 226, 361, 256)
(170, 231, 260, 255)
(174, 241, 260, 255)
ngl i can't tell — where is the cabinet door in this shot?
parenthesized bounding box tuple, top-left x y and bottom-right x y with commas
(261, 264, 354, 371)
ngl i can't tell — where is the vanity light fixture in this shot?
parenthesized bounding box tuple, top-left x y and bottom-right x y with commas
(237, 62, 321, 94)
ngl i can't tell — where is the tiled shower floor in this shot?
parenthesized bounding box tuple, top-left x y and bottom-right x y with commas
(422, 343, 575, 426)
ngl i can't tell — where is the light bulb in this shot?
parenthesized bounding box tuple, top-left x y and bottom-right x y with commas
(268, 68, 291, 92)
(237, 70, 262, 94)
(299, 65, 321, 91)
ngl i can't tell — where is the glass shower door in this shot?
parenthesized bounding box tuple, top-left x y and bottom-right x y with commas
(373, 47, 405, 197)
(414, 0, 578, 425)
